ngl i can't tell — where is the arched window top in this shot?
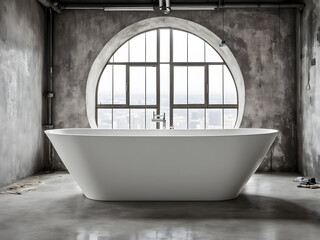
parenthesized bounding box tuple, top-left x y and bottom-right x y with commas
(87, 17, 245, 129)
(105, 28, 224, 64)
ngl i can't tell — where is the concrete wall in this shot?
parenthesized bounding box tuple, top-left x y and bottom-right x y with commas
(53, 9, 297, 172)
(0, 0, 46, 187)
(299, 0, 320, 179)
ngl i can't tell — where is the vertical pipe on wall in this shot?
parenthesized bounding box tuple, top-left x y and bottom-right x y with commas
(44, 8, 55, 170)
(159, 0, 164, 10)
(48, 9, 53, 127)
(296, 8, 302, 173)
(49, 8, 54, 170)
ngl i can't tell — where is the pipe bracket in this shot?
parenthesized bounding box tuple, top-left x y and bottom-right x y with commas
(46, 92, 55, 98)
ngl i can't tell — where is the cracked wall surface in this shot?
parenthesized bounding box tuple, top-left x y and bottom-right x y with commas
(52, 9, 297, 172)
(0, 0, 46, 187)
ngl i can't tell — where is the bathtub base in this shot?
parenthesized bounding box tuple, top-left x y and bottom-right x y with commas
(83, 193, 241, 202)
(80, 177, 244, 201)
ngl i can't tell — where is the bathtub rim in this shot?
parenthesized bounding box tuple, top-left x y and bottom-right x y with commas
(45, 128, 278, 137)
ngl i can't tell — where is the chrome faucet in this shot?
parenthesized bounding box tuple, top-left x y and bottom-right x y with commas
(152, 111, 166, 129)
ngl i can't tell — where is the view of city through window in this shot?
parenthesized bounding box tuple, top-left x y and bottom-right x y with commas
(97, 28, 238, 129)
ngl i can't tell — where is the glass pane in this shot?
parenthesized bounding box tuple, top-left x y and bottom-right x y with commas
(206, 109, 222, 129)
(160, 64, 170, 129)
(188, 109, 204, 129)
(113, 109, 129, 129)
(146, 109, 157, 129)
(109, 56, 114, 63)
(129, 33, 145, 62)
(97, 109, 112, 129)
(97, 65, 112, 104)
(146, 30, 157, 62)
(113, 65, 126, 104)
(173, 30, 187, 62)
(224, 66, 237, 104)
(209, 65, 223, 104)
(113, 42, 128, 62)
(146, 67, 156, 105)
(188, 66, 204, 104)
(224, 109, 237, 129)
(173, 109, 187, 129)
(130, 109, 145, 129)
(174, 66, 187, 104)
(160, 29, 170, 62)
(205, 43, 223, 62)
(188, 33, 204, 62)
(130, 66, 145, 105)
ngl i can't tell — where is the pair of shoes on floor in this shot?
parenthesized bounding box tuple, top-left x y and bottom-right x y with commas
(294, 177, 317, 185)
(300, 178, 317, 185)
(296, 177, 319, 189)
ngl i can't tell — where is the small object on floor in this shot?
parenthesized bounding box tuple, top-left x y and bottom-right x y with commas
(293, 176, 304, 182)
(297, 184, 320, 189)
(300, 178, 317, 185)
(309, 178, 317, 184)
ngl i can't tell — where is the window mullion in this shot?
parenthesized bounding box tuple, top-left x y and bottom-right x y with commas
(111, 108, 114, 129)
(126, 65, 130, 107)
(205, 64, 209, 107)
(127, 40, 130, 127)
(156, 29, 161, 129)
(205, 64, 209, 129)
(127, 65, 130, 129)
(187, 33, 189, 129)
(222, 65, 225, 129)
(112, 64, 114, 128)
(144, 67, 146, 107)
(145, 33, 147, 121)
(169, 28, 174, 128)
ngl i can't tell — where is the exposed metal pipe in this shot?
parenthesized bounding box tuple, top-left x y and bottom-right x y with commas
(159, 0, 164, 11)
(171, 5, 215, 11)
(44, 9, 55, 170)
(164, 0, 171, 14)
(62, 4, 214, 11)
(60, 3, 304, 11)
(104, 6, 154, 12)
(37, 0, 61, 13)
(296, 8, 302, 172)
(222, 3, 304, 9)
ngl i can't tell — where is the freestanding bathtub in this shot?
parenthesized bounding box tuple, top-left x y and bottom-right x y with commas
(45, 128, 277, 201)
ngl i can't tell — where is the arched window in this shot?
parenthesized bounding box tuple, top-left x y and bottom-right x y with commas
(87, 17, 245, 129)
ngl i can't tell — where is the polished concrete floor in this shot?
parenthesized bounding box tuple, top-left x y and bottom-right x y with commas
(0, 172, 319, 240)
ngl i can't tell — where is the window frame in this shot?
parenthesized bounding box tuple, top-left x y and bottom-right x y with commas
(87, 17, 245, 129)
(95, 28, 239, 129)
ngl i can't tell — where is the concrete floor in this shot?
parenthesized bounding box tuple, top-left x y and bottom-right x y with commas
(0, 172, 319, 240)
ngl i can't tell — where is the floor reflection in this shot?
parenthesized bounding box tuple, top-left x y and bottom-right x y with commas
(1, 173, 320, 240)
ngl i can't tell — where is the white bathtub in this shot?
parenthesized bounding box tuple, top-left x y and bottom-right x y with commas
(45, 128, 277, 201)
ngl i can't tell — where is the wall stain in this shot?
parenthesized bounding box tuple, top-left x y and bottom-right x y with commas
(0, 0, 45, 187)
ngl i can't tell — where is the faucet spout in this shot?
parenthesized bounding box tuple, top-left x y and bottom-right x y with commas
(151, 111, 166, 129)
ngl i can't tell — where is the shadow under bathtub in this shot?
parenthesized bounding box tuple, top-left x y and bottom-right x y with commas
(53, 193, 320, 221)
